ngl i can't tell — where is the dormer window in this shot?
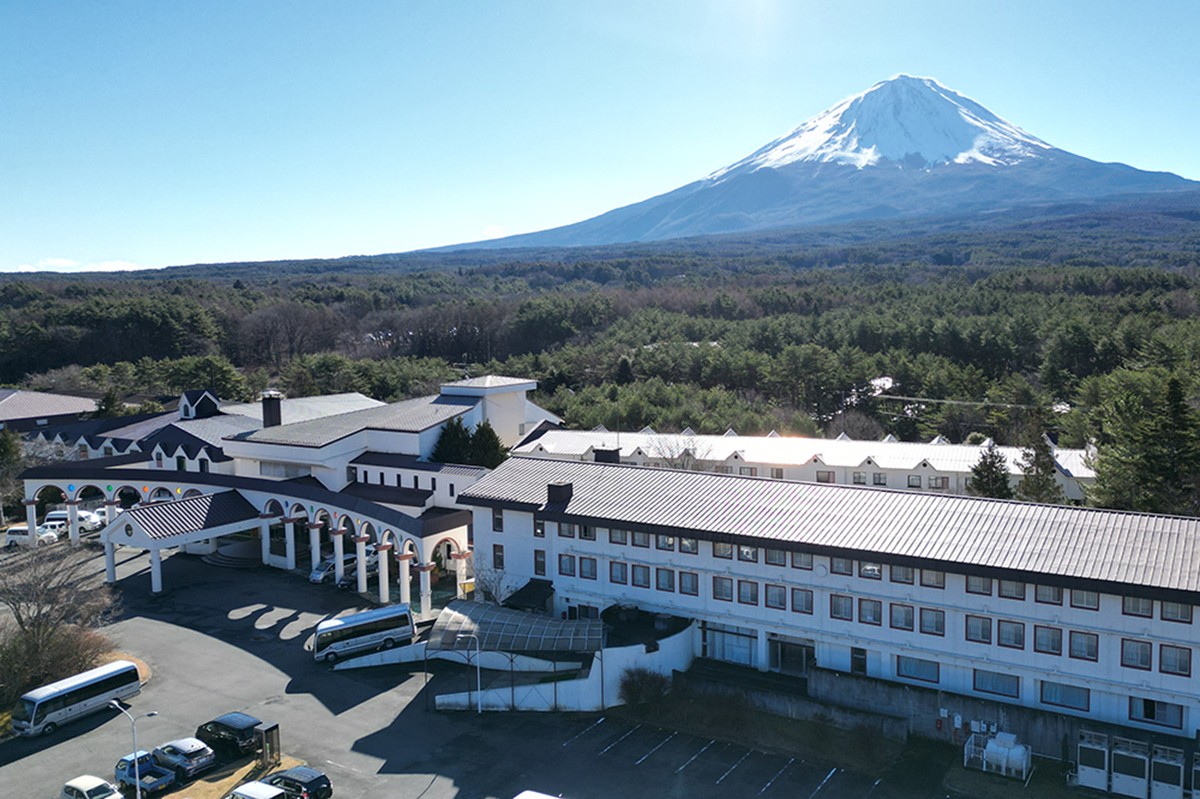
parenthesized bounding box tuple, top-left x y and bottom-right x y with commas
(154, 452, 164, 468)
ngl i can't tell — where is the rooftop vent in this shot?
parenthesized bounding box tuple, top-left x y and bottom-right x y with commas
(547, 482, 573, 504)
(261, 390, 283, 428)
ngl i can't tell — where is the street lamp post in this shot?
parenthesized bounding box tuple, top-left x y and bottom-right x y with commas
(110, 701, 158, 799)
(456, 632, 482, 714)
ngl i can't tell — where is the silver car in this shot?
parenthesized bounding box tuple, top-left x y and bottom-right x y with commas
(152, 737, 216, 779)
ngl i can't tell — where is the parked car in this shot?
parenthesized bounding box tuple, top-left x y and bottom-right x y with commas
(4, 523, 58, 547)
(335, 556, 379, 589)
(195, 711, 263, 757)
(223, 781, 286, 799)
(263, 765, 334, 799)
(44, 509, 105, 533)
(114, 750, 175, 796)
(308, 553, 355, 584)
(152, 736, 216, 780)
(60, 775, 123, 799)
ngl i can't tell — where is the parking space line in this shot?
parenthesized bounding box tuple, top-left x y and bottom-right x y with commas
(864, 777, 882, 797)
(599, 722, 641, 754)
(562, 717, 605, 747)
(716, 749, 753, 784)
(636, 731, 677, 765)
(758, 757, 794, 794)
(807, 767, 839, 799)
(674, 739, 715, 773)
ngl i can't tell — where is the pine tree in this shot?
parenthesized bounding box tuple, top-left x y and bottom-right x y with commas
(968, 442, 1013, 499)
(469, 420, 508, 469)
(432, 417, 472, 464)
(1015, 425, 1066, 504)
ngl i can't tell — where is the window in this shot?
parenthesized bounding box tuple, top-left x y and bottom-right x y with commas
(175, 455, 186, 471)
(765, 548, 786, 566)
(155, 452, 164, 468)
(873, 472, 887, 486)
(896, 655, 939, 684)
(656, 534, 674, 551)
(608, 527, 626, 545)
(850, 647, 867, 675)
(1162, 602, 1193, 623)
(965, 615, 992, 644)
(103, 445, 114, 457)
(738, 466, 757, 476)
(580, 525, 596, 541)
(831, 557, 853, 575)
(920, 570, 945, 589)
(558, 522, 576, 538)
(1123, 597, 1153, 617)
(1035, 585, 1063, 605)
(920, 608, 945, 636)
(890, 603, 915, 631)
(816, 470, 835, 483)
(930, 476, 950, 489)
(679, 571, 699, 596)
(1069, 631, 1099, 661)
(966, 576, 993, 595)
(890, 565, 914, 584)
(907, 475, 921, 488)
(1034, 626, 1062, 655)
(770, 468, 784, 479)
(609, 561, 627, 584)
(412, 474, 419, 488)
(534, 519, 545, 538)
(859, 599, 882, 625)
(738, 580, 759, 605)
(631, 564, 650, 588)
(1130, 697, 1184, 729)
(737, 545, 758, 562)
(533, 549, 545, 576)
(830, 594, 853, 620)
(492, 508, 504, 532)
(713, 576, 733, 601)
(999, 580, 1026, 600)
(1041, 681, 1090, 711)
(631, 531, 650, 548)
(1161, 645, 1191, 677)
(765, 584, 786, 609)
(974, 669, 1019, 698)
(1070, 590, 1099, 610)
(858, 561, 882, 580)
(791, 588, 813, 614)
(791, 551, 813, 570)
(1121, 639, 1152, 670)
(198, 459, 209, 473)
(557, 554, 575, 577)
(852, 471, 866, 485)
(492, 544, 505, 571)
(713, 541, 733, 559)
(449, 483, 455, 497)
(580, 557, 597, 580)
(656, 568, 674, 592)
(679, 537, 698, 554)
(998, 620, 1025, 649)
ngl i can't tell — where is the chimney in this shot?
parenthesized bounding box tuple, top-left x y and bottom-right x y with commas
(547, 482, 573, 504)
(593, 448, 620, 464)
(261, 390, 283, 428)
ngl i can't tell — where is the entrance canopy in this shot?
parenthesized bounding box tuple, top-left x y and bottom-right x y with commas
(427, 599, 604, 654)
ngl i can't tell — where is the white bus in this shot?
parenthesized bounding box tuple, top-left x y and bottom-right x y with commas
(11, 659, 141, 736)
(312, 604, 416, 663)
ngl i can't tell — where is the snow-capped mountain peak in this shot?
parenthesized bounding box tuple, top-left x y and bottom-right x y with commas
(710, 75, 1053, 179)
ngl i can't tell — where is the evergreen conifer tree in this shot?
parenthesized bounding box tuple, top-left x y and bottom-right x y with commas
(470, 420, 508, 469)
(1015, 423, 1066, 504)
(431, 417, 472, 464)
(968, 442, 1013, 499)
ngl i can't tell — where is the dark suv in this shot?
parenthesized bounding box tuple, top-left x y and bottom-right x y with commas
(263, 766, 333, 799)
(194, 712, 262, 757)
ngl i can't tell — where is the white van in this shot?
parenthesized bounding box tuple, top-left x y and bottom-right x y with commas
(44, 509, 105, 533)
(4, 524, 58, 547)
(223, 781, 285, 799)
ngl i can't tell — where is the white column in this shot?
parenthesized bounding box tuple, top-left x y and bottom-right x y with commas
(453, 550, 470, 599)
(332, 531, 346, 583)
(756, 628, 769, 673)
(418, 563, 433, 619)
(283, 518, 296, 571)
(104, 499, 118, 525)
(259, 516, 271, 564)
(104, 540, 117, 584)
(150, 549, 163, 594)
(376, 544, 392, 604)
(66, 500, 80, 545)
(397, 554, 413, 606)
(308, 523, 322, 572)
(24, 500, 37, 547)
(354, 536, 369, 594)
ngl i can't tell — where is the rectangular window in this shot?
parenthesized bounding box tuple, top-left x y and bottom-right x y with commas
(929, 476, 949, 490)
(920, 608, 945, 636)
(737, 545, 758, 563)
(1160, 645, 1191, 677)
(558, 522, 576, 539)
(1035, 585, 1063, 605)
(890, 603, 915, 631)
(1121, 639, 1152, 670)
(859, 598, 882, 625)
(737, 466, 756, 476)
(738, 580, 759, 605)
(679, 571, 698, 596)
(631, 531, 649, 548)
(558, 554, 575, 577)
(765, 548, 786, 566)
(679, 537, 698, 554)
(609, 561, 628, 585)
(920, 569, 945, 589)
(580, 525, 596, 541)
(198, 459, 209, 473)
(998, 580, 1026, 600)
(873, 472, 887, 486)
(890, 565, 914, 584)
(1069, 631, 1099, 661)
(966, 576, 993, 595)
(713, 541, 733, 559)
(1162, 601, 1193, 623)
(816, 470, 835, 483)
(858, 561, 883, 580)
(851, 647, 867, 675)
(631, 564, 650, 588)
(175, 455, 186, 471)
(831, 557, 853, 575)
(765, 584, 786, 609)
(791, 551, 813, 570)
(830, 594, 853, 621)
(974, 669, 1019, 698)
(608, 527, 627, 545)
(896, 655, 939, 684)
(656, 534, 674, 551)
(533, 549, 545, 576)
(449, 484, 455, 497)
(713, 576, 733, 602)
(492, 508, 504, 533)
(852, 471, 866, 485)
(791, 588, 814, 614)
(1034, 625, 1062, 655)
(1130, 697, 1184, 729)
(998, 620, 1025, 649)
(1041, 681, 1090, 711)
(907, 475, 921, 488)
(492, 544, 505, 571)
(656, 568, 674, 592)
(965, 615, 992, 644)
(533, 519, 545, 538)
(1070, 590, 1099, 610)
(579, 557, 597, 580)
(1123, 596, 1153, 617)
(771, 468, 784, 479)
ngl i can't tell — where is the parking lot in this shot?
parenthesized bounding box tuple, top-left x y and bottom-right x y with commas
(0, 547, 962, 798)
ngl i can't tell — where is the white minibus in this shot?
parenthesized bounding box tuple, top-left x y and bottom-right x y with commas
(312, 605, 416, 663)
(11, 659, 141, 736)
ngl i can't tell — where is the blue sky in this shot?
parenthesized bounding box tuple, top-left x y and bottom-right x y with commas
(2, 1, 1198, 272)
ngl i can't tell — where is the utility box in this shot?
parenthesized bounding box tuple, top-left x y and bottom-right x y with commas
(1077, 731, 1109, 792)
(1111, 737, 1150, 799)
(1150, 745, 1183, 799)
(256, 721, 281, 768)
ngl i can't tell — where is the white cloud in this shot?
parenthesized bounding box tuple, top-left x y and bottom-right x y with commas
(2, 257, 155, 273)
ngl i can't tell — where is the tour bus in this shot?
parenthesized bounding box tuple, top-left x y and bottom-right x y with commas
(11, 659, 141, 736)
(312, 604, 416, 663)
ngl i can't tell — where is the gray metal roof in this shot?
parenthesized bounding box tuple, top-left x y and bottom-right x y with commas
(460, 458, 1200, 597)
(220, 393, 385, 425)
(349, 451, 489, 477)
(125, 491, 259, 540)
(426, 599, 604, 653)
(442, 375, 536, 390)
(0, 389, 96, 421)
(232, 395, 476, 447)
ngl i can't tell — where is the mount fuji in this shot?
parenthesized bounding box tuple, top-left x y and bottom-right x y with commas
(448, 75, 1197, 250)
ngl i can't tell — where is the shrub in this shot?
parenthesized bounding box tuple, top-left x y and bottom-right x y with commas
(618, 667, 670, 706)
